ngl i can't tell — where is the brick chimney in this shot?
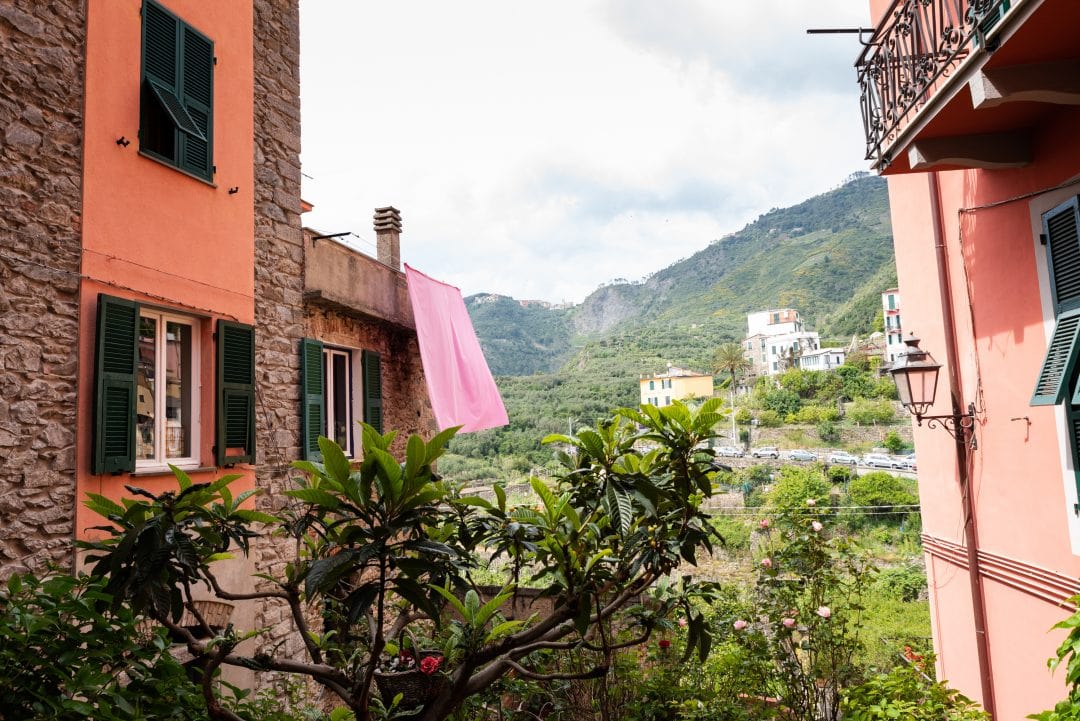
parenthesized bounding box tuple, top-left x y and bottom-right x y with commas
(373, 206, 401, 271)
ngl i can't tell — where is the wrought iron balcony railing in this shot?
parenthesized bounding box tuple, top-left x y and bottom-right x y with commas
(857, 0, 1013, 168)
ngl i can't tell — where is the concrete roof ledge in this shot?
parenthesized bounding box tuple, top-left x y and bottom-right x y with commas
(303, 229, 415, 330)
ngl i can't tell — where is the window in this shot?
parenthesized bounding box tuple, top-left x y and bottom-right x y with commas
(649, 380, 654, 390)
(140, 0, 214, 181)
(136, 309, 197, 466)
(92, 294, 254, 474)
(1032, 198, 1080, 501)
(665, 396, 671, 405)
(300, 339, 382, 460)
(324, 348, 354, 457)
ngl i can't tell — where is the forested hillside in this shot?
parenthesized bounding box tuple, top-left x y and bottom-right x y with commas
(447, 174, 897, 480)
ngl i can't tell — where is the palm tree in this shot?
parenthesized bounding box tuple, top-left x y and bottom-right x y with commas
(713, 342, 752, 447)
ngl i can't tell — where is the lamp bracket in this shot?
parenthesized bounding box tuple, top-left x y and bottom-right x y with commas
(914, 403, 977, 442)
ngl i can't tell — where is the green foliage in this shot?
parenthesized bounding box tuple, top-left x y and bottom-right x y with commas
(848, 398, 897, 425)
(0, 572, 209, 720)
(758, 387, 801, 417)
(848, 472, 917, 524)
(843, 656, 989, 721)
(1029, 595, 1080, 720)
(818, 419, 841, 443)
(768, 466, 831, 510)
(726, 504, 873, 721)
(79, 409, 727, 721)
(827, 465, 855, 485)
(711, 515, 752, 552)
(883, 431, 906, 454)
(756, 409, 782, 427)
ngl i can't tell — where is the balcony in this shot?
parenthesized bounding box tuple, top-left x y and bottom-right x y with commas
(857, 0, 1080, 173)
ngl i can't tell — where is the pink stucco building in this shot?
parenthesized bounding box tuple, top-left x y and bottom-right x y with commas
(855, 0, 1080, 716)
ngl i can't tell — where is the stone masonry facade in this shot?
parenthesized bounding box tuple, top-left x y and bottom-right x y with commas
(0, 1, 85, 576)
(251, 0, 309, 674)
(306, 305, 436, 444)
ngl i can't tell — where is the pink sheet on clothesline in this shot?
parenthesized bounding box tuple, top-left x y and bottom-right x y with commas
(405, 264, 508, 433)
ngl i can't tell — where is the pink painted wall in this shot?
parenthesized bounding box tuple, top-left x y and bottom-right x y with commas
(885, 105, 1080, 716)
(77, 0, 256, 538)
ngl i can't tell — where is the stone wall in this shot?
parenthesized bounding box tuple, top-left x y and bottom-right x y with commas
(251, 0, 307, 675)
(0, 1, 85, 576)
(307, 305, 436, 446)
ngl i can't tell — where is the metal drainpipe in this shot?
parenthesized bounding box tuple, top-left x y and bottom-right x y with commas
(927, 171, 996, 717)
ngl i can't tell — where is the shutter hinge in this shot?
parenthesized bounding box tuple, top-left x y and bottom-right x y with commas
(1041, 233, 1048, 246)
(213, 56, 218, 65)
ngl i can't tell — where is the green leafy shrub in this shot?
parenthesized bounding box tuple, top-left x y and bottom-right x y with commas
(818, 419, 841, 443)
(757, 409, 782, 427)
(883, 431, 906, 454)
(848, 398, 897, 425)
(726, 501, 872, 720)
(842, 655, 988, 720)
(0, 573, 209, 720)
(768, 466, 831, 510)
(848, 472, 917, 524)
(760, 387, 801, 417)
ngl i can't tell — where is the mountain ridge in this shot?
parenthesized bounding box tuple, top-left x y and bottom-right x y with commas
(467, 172, 894, 377)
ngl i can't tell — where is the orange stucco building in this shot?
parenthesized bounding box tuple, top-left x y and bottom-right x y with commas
(76, 0, 257, 536)
(856, 0, 1080, 715)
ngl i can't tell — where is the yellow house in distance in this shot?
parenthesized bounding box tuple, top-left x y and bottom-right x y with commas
(639, 366, 714, 407)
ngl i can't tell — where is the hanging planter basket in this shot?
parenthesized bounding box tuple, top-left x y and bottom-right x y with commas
(374, 652, 448, 708)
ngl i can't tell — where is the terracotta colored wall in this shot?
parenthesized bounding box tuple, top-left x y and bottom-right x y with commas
(0, 0, 86, 575)
(885, 107, 1080, 715)
(77, 0, 256, 537)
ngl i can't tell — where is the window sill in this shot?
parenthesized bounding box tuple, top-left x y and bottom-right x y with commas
(131, 465, 217, 478)
(138, 149, 217, 187)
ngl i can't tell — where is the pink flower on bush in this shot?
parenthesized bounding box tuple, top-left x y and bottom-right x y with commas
(760, 557, 773, 569)
(759, 518, 770, 530)
(816, 606, 831, 619)
(658, 639, 671, 649)
(782, 617, 796, 628)
(419, 655, 443, 675)
(678, 617, 688, 628)
(812, 521, 823, 532)
(733, 619, 749, 631)
(806, 498, 817, 507)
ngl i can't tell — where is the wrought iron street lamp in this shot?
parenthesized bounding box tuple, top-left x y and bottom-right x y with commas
(888, 335, 975, 440)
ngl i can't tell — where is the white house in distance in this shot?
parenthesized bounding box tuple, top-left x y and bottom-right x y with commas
(743, 309, 821, 376)
(798, 347, 846, 371)
(639, 365, 714, 407)
(881, 288, 903, 364)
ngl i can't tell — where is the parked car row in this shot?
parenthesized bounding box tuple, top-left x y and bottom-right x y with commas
(714, 445, 916, 471)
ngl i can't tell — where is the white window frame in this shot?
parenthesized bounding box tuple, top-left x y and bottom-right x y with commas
(323, 346, 362, 458)
(136, 308, 200, 471)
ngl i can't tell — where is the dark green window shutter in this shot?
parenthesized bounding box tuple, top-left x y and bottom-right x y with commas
(141, 0, 213, 181)
(93, 295, 139, 474)
(178, 23, 213, 179)
(300, 338, 325, 461)
(362, 349, 383, 434)
(1031, 310, 1080, 406)
(1045, 197, 1080, 314)
(216, 320, 255, 466)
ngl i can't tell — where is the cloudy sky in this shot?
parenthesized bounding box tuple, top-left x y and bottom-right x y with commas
(299, 1, 873, 304)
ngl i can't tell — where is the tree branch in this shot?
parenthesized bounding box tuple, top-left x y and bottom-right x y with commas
(204, 568, 290, 601)
(504, 660, 609, 682)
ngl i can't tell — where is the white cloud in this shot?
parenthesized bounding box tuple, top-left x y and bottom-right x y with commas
(299, 0, 872, 303)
